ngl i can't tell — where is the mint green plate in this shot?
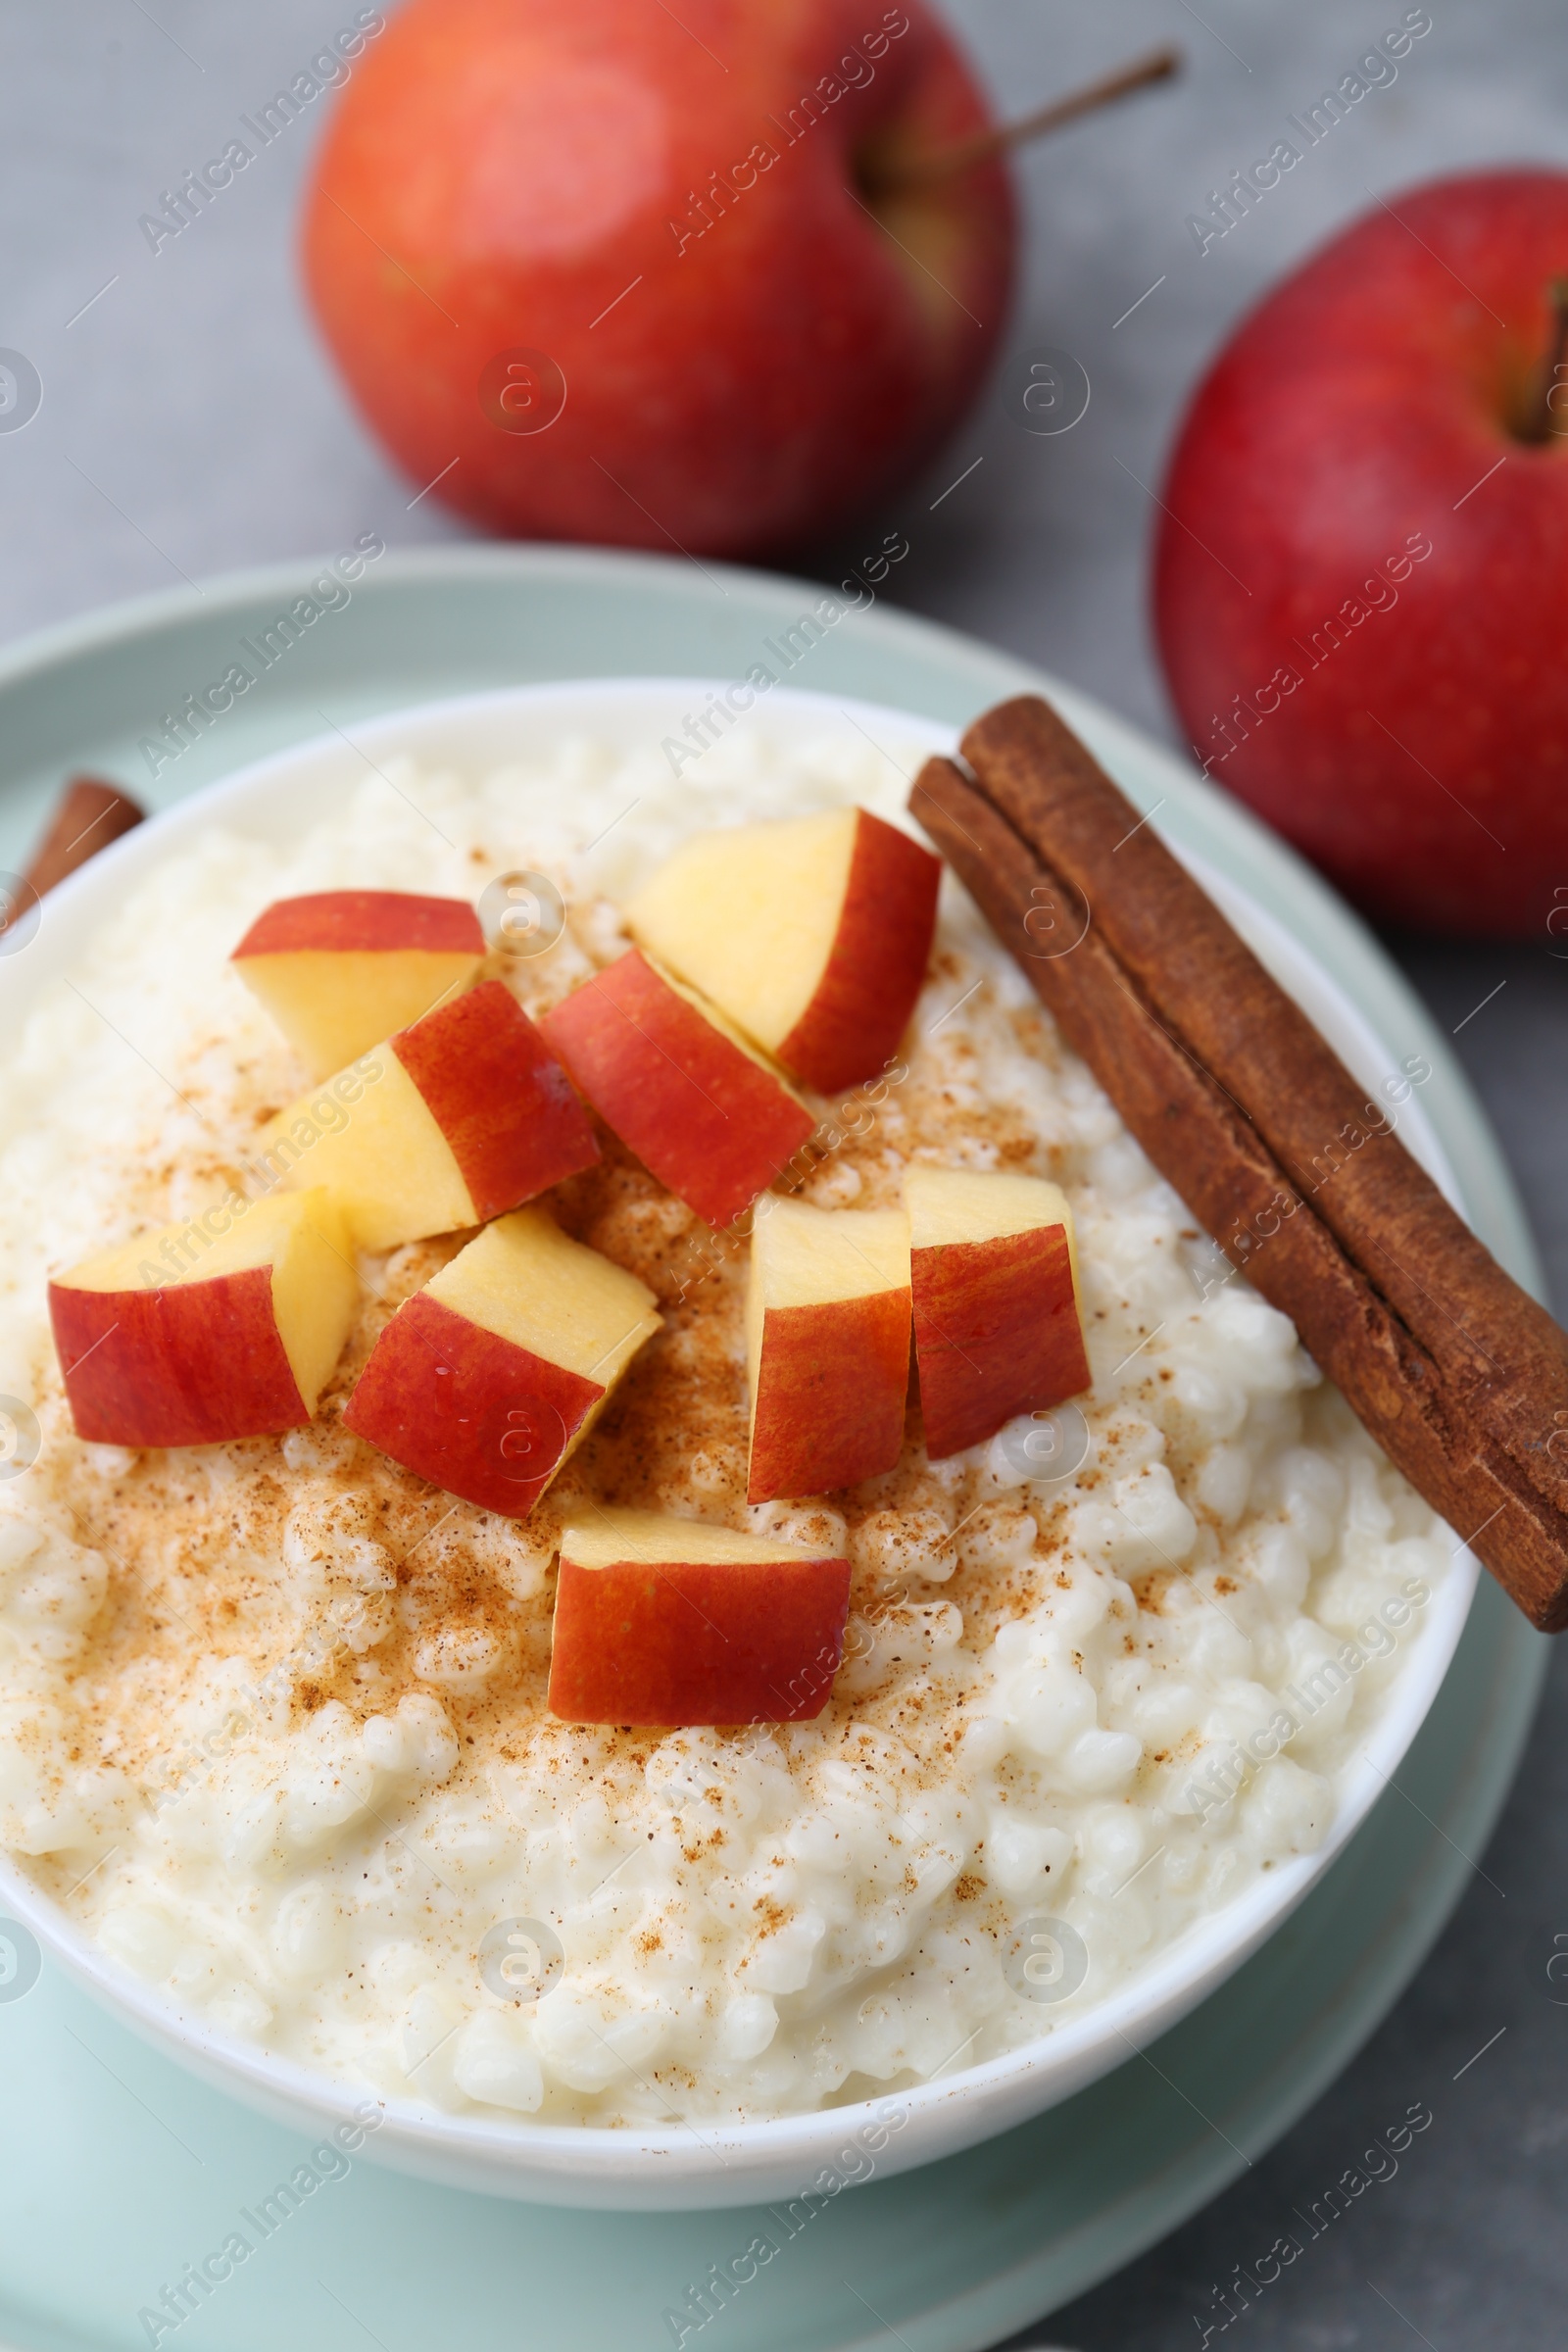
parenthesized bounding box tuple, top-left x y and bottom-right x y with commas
(0, 548, 1545, 2352)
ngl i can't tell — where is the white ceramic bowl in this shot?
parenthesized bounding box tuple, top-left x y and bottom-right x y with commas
(0, 679, 1477, 2210)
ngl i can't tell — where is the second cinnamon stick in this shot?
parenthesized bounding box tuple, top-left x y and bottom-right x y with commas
(23, 776, 144, 898)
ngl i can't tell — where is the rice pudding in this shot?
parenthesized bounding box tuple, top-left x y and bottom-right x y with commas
(0, 721, 1450, 2128)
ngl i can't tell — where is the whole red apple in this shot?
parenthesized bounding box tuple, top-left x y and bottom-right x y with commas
(303, 0, 1014, 557)
(1154, 170, 1568, 938)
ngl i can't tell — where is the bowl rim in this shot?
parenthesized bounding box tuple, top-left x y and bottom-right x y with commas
(0, 672, 1478, 2199)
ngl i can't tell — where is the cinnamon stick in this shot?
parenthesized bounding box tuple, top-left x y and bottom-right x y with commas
(23, 776, 144, 898)
(911, 699, 1568, 1631)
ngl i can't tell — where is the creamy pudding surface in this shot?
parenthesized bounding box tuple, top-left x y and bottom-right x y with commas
(0, 723, 1450, 2128)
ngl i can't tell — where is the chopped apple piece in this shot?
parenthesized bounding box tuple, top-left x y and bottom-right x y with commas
(906, 1166, 1091, 1459)
(255, 978, 599, 1250)
(343, 1206, 661, 1516)
(548, 1507, 852, 1726)
(49, 1190, 358, 1447)
(626, 806, 940, 1093)
(232, 890, 485, 1078)
(539, 949, 815, 1227)
(746, 1196, 911, 1503)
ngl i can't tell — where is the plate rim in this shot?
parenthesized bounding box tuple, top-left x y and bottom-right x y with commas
(0, 547, 1547, 2345)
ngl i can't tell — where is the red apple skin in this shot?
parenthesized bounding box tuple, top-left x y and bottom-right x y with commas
(50, 1269, 309, 1446)
(343, 1293, 601, 1516)
(749, 1291, 910, 1501)
(780, 813, 941, 1092)
(393, 979, 599, 1218)
(301, 0, 1014, 557)
(540, 950, 815, 1227)
(549, 1553, 852, 1724)
(911, 1225, 1089, 1458)
(1155, 169, 1568, 938)
(232, 892, 483, 958)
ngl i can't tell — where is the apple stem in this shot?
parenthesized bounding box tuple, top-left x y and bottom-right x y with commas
(862, 44, 1181, 194)
(1522, 276, 1568, 444)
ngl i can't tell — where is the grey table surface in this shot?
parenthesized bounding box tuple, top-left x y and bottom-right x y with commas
(2, 3, 1564, 2346)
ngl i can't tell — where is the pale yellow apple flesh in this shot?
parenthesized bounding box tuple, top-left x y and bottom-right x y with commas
(429, 1206, 661, 1386)
(559, 1507, 835, 1570)
(629, 808, 855, 1055)
(230, 888, 485, 1078)
(255, 1050, 473, 1251)
(905, 1164, 1081, 1269)
(238, 947, 482, 1081)
(625, 806, 940, 1093)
